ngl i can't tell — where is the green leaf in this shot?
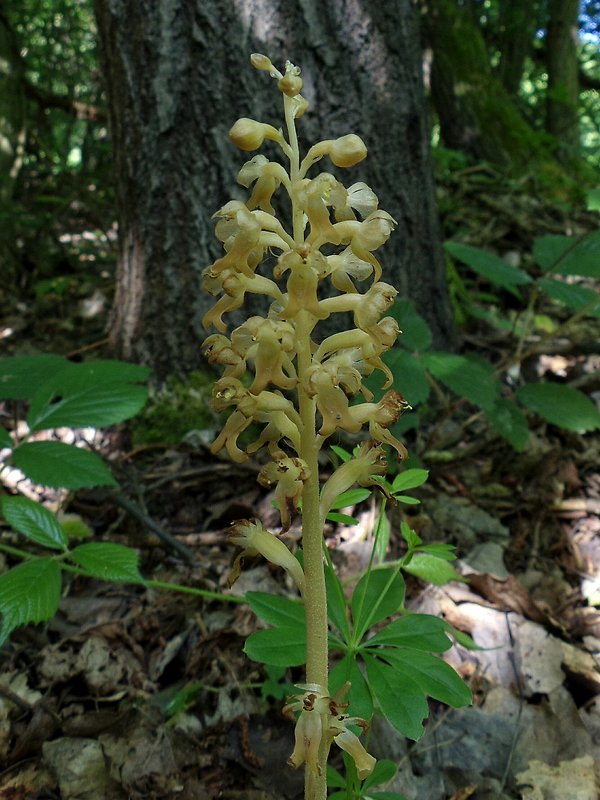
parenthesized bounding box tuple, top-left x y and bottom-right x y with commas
(244, 625, 306, 667)
(423, 353, 499, 412)
(28, 382, 148, 431)
(390, 299, 433, 352)
(330, 445, 352, 463)
(363, 759, 398, 791)
(539, 278, 600, 317)
(380, 649, 471, 708)
(403, 553, 466, 586)
(325, 564, 350, 640)
(363, 653, 428, 740)
(382, 350, 431, 405)
(1, 496, 67, 551)
(329, 488, 372, 509)
(416, 543, 457, 561)
(11, 441, 119, 489)
(326, 765, 346, 789)
(533, 233, 600, 277)
(485, 397, 529, 451)
(445, 242, 531, 293)
(0, 558, 62, 645)
(326, 512, 359, 525)
(395, 496, 420, 506)
(366, 614, 453, 651)
(516, 383, 600, 433)
(351, 568, 405, 639)
(0, 355, 67, 400)
(330, 653, 373, 721)
(69, 543, 144, 583)
(391, 469, 428, 494)
(246, 592, 305, 628)
(586, 188, 600, 212)
(0, 427, 13, 449)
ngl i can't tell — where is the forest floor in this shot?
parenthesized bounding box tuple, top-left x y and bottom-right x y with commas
(0, 173, 599, 800)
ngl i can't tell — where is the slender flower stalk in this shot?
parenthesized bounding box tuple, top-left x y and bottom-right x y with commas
(202, 54, 407, 800)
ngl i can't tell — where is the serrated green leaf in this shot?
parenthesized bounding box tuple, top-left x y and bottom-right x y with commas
(330, 653, 373, 721)
(244, 625, 306, 666)
(363, 654, 428, 740)
(517, 383, 600, 433)
(380, 648, 472, 708)
(366, 614, 453, 651)
(390, 299, 433, 352)
(423, 353, 499, 412)
(352, 568, 405, 640)
(391, 469, 429, 493)
(69, 543, 144, 583)
(0, 428, 13, 449)
(533, 233, 600, 277)
(403, 553, 466, 585)
(11, 442, 119, 489)
(0, 558, 62, 645)
(1, 496, 67, 550)
(485, 397, 529, 451)
(0, 355, 67, 400)
(445, 242, 531, 294)
(28, 382, 148, 431)
(363, 759, 398, 791)
(246, 592, 305, 628)
(539, 278, 600, 317)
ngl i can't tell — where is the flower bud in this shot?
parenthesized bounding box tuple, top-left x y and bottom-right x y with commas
(278, 73, 303, 97)
(329, 134, 367, 167)
(229, 118, 282, 151)
(250, 53, 278, 74)
(228, 519, 305, 593)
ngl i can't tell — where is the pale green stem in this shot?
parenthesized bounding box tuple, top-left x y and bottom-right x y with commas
(283, 94, 329, 800)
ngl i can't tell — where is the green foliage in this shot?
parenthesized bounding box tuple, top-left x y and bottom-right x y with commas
(0, 354, 150, 642)
(130, 370, 217, 446)
(244, 524, 471, 742)
(0, 354, 149, 489)
(328, 756, 408, 800)
(366, 231, 600, 450)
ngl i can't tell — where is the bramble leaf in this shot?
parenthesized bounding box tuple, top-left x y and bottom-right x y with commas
(69, 543, 144, 583)
(0, 558, 62, 645)
(1, 496, 67, 551)
(517, 383, 600, 433)
(11, 441, 118, 489)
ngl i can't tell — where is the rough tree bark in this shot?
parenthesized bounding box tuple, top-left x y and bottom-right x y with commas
(95, 0, 456, 379)
(546, 0, 580, 159)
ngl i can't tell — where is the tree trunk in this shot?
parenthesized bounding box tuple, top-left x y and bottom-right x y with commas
(422, 0, 542, 166)
(0, 3, 25, 284)
(496, 0, 540, 97)
(546, 0, 580, 159)
(95, 0, 456, 380)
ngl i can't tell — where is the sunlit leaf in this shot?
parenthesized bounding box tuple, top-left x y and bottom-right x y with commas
(517, 383, 600, 432)
(363, 654, 428, 740)
(0, 559, 61, 645)
(1, 495, 67, 550)
(69, 543, 144, 583)
(11, 441, 118, 489)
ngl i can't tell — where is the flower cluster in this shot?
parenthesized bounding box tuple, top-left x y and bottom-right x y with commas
(202, 53, 407, 507)
(283, 685, 376, 780)
(202, 54, 408, 784)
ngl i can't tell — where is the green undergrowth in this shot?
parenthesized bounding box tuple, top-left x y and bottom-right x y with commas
(129, 369, 218, 446)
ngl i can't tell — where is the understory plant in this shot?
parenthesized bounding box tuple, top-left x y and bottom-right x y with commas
(201, 55, 470, 799)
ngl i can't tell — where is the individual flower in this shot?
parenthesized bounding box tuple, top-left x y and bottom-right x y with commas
(332, 211, 397, 281)
(350, 390, 411, 460)
(237, 155, 290, 214)
(325, 247, 373, 293)
(228, 519, 305, 593)
(301, 134, 368, 172)
(230, 316, 297, 393)
(275, 249, 329, 320)
(258, 451, 310, 531)
(319, 441, 388, 520)
(284, 685, 376, 779)
(303, 363, 363, 437)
